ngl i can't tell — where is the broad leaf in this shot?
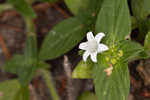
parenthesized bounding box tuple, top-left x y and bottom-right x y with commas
(39, 17, 87, 60)
(0, 80, 29, 100)
(95, 0, 131, 44)
(131, 0, 150, 20)
(93, 56, 130, 100)
(72, 60, 93, 79)
(7, 0, 36, 18)
(78, 91, 97, 100)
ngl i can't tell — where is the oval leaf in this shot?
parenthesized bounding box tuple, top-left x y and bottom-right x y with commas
(39, 17, 86, 60)
(95, 0, 131, 44)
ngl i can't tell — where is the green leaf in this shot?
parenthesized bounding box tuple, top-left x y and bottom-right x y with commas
(93, 57, 130, 100)
(4, 55, 24, 74)
(39, 17, 87, 60)
(78, 91, 97, 100)
(7, 0, 36, 18)
(3, 55, 36, 86)
(119, 40, 145, 62)
(95, 0, 131, 44)
(144, 31, 150, 51)
(72, 60, 93, 79)
(0, 80, 30, 100)
(65, 0, 103, 16)
(131, 0, 150, 20)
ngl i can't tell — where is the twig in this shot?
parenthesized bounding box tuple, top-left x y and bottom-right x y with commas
(64, 55, 72, 78)
(51, 3, 70, 18)
(63, 55, 74, 100)
(0, 33, 11, 59)
(29, 85, 42, 100)
(0, 24, 23, 32)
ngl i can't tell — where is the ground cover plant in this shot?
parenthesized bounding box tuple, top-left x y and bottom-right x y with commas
(0, 0, 150, 100)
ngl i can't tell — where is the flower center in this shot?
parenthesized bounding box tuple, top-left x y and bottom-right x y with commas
(87, 40, 98, 53)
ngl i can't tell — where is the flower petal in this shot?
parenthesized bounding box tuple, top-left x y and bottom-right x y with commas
(98, 44, 109, 53)
(90, 52, 97, 63)
(95, 32, 105, 43)
(79, 42, 88, 50)
(83, 51, 90, 62)
(87, 32, 95, 41)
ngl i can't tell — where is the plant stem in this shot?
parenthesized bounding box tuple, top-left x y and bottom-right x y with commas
(41, 69, 60, 100)
(24, 17, 35, 36)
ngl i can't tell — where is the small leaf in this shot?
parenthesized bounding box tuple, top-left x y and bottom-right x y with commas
(131, 0, 150, 20)
(119, 40, 145, 62)
(95, 0, 131, 44)
(144, 31, 150, 51)
(93, 56, 130, 100)
(78, 91, 97, 100)
(72, 60, 93, 79)
(7, 0, 36, 18)
(39, 17, 86, 60)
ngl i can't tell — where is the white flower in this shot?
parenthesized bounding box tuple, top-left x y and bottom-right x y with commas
(79, 32, 109, 63)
